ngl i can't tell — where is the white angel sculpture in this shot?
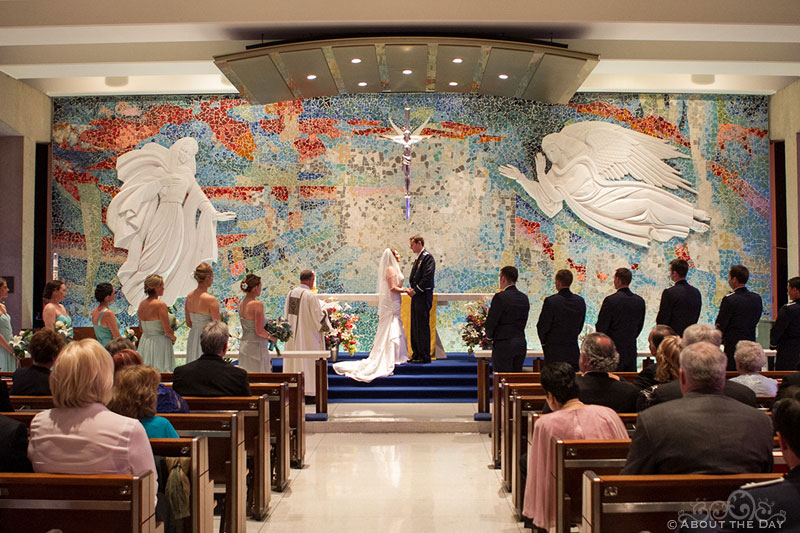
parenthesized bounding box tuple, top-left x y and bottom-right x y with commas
(499, 121, 710, 248)
(107, 138, 235, 312)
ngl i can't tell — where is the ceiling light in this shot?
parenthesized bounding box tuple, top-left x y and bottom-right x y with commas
(402, 69, 413, 75)
(351, 58, 362, 64)
(452, 58, 463, 64)
(306, 74, 317, 80)
(449, 81, 458, 86)
(498, 74, 509, 80)
(358, 81, 367, 87)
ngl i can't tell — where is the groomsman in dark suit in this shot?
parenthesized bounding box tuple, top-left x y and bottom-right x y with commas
(770, 276, 800, 370)
(407, 234, 435, 364)
(655, 258, 702, 336)
(716, 264, 763, 371)
(485, 266, 530, 372)
(596, 267, 646, 372)
(537, 269, 586, 370)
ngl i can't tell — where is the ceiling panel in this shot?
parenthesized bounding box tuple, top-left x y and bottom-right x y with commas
(436, 44, 482, 93)
(221, 54, 293, 104)
(385, 44, 428, 92)
(478, 47, 535, 97)
(332, 45, 381, 93)
(279, 48, 338, 98)
(524, 53, 596, 104)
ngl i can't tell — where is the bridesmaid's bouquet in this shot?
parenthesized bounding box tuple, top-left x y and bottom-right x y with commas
(460, 300, 491, 355)
(54, 320, 73, 342)
(167, 305, 181, 332)
(124, 327, 138, 344)
(10, 329, 34, 360)
(264, 317, 291, 355)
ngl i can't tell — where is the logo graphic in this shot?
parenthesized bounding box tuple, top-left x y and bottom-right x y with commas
(666, 490, 787, 530)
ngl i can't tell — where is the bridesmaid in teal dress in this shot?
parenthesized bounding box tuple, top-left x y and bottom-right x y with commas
(92, 283, 121, 349)
(137, 274, 176, 372)
(42, 279, 71, 336)
(0, 278, 15, 372)
(184, 263, 221, 364)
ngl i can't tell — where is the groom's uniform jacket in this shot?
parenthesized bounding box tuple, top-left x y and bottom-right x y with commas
(409, 249, 435, 307)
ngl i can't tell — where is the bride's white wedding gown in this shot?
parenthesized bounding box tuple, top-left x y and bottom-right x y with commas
(333, 251, 409, 382)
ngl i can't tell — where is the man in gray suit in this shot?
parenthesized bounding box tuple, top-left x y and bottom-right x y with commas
(622, 341, 773, 475)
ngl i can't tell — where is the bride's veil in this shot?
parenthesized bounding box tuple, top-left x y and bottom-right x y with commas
(376, 248, 398, 315)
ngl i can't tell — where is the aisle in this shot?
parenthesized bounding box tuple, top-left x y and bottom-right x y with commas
(242, 430, 524, 532)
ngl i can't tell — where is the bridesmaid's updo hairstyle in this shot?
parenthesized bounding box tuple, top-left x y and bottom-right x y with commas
(194, 263, 213, 283)
(94, 282, 114, 303)
(144, 274, 164, 297)
(241, 274, 261, 294)
(43, 279, 65, 301)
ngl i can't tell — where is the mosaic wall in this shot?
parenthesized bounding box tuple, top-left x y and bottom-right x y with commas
(51, 92, 771, 352)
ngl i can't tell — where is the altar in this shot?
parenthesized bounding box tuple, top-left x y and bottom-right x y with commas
(316, 292, 494, 358)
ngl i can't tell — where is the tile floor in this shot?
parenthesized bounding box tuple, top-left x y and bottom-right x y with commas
(219, 403, 525, 532)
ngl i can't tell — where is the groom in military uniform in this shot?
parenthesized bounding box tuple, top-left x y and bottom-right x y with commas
(408, 235, 436, 364)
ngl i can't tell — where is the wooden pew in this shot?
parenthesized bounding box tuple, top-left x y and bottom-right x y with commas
(501, 384, 545, 484)
(150, 437, 213, 533)
(9, 395, 55, 410)
(178, 396, 274, 519)
(0, 471, 161, 533)
(491, 373, 540, 468)
(580, 471, 783, 533)
(502, 394, 547, 492)
(162, 413, 246, 533)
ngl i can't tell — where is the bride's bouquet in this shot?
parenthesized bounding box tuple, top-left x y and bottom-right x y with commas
(265, 317, 292, 355)
(460, 299, 491, 355)
(325, 303, 359, 356)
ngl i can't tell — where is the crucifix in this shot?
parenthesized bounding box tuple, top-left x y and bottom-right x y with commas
(381, 107, 433, 219)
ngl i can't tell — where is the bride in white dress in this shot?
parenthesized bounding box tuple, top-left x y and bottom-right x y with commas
(333, 248, 409, 382)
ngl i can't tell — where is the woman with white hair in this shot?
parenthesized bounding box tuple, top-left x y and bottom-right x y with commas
(730, 340, 778, 396)
(27, 339, 157, 493)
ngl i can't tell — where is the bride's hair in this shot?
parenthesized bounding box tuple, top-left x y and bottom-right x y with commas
(241, 274, 261, 293)
(390, 249, 400, 262)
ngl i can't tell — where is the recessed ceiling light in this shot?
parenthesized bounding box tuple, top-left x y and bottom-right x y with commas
(351, 58, 362, 64)
(498, 74, 509, 80)
(358, 81, 368, 87)
(452, 58, 463, 64)
(306, 74, 317, 80)
(449, 81, 458, 86)
(402, 69, 413, 75)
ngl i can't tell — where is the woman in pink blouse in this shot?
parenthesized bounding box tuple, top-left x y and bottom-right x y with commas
(522, 362, 628, 532)
(27, 338, 157, 496)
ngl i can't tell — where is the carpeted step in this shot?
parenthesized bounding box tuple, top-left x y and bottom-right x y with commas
(328, 374, 476, 388)
(328, 385, 477, 400)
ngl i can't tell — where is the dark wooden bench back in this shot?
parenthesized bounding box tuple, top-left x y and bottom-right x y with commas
(0, 471, 159, 532)
(581, 471, 783, 532)
(507, 395, 548, 511)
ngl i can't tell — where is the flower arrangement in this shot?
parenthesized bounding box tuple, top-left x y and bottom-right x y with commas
(10, 329, 34, 360)
(264, 317, 292, 355)
(460, 299, 491, 355)
(167, 305, 181, 332)
(124, 327, 138, 344)
(325, 304, 359, 355)
(54, 320, 73, 342)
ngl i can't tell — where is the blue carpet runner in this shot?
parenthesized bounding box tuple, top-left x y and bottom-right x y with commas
(273, 352, 480, 403)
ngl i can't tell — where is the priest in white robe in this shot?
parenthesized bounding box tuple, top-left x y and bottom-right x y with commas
(283, 270, 331, 397)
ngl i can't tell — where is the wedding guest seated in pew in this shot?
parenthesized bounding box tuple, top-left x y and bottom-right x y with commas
(522, 362, 628, 532)
(621, 341, 773, 475)
(725, 387, 800, 530)
(172, 321, 251, 397)
(730, 340, 778, 396)
(0, 413, 31, 472)
(27, 339, 158, 495)
(10, 329, 64, 396)
(777, 371, 800, 400)
(647, 324, 757, 408)
(637, 335, 681, 411)
(575, 333, 638, 413)
(108, 340, 188, 413)
(633, 324, 675, 389)
(0, 380, 10, 412)
(109, 365, 179, 439)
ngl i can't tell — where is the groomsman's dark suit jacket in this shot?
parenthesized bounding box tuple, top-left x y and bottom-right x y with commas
(736, 468, 800, 532)
(655, 279, 702, 336)
(716, 286, 763, 370)
(770, 299, 800, 370)
(485, 285, 530, 372)
(0, 414, 32, 472)
(173, 354, 251, 397)
(595, 287, 646, 372)
(408, 249, 436, 362)
(537, 288, 586, 369)
(621, 391, 773, 475)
